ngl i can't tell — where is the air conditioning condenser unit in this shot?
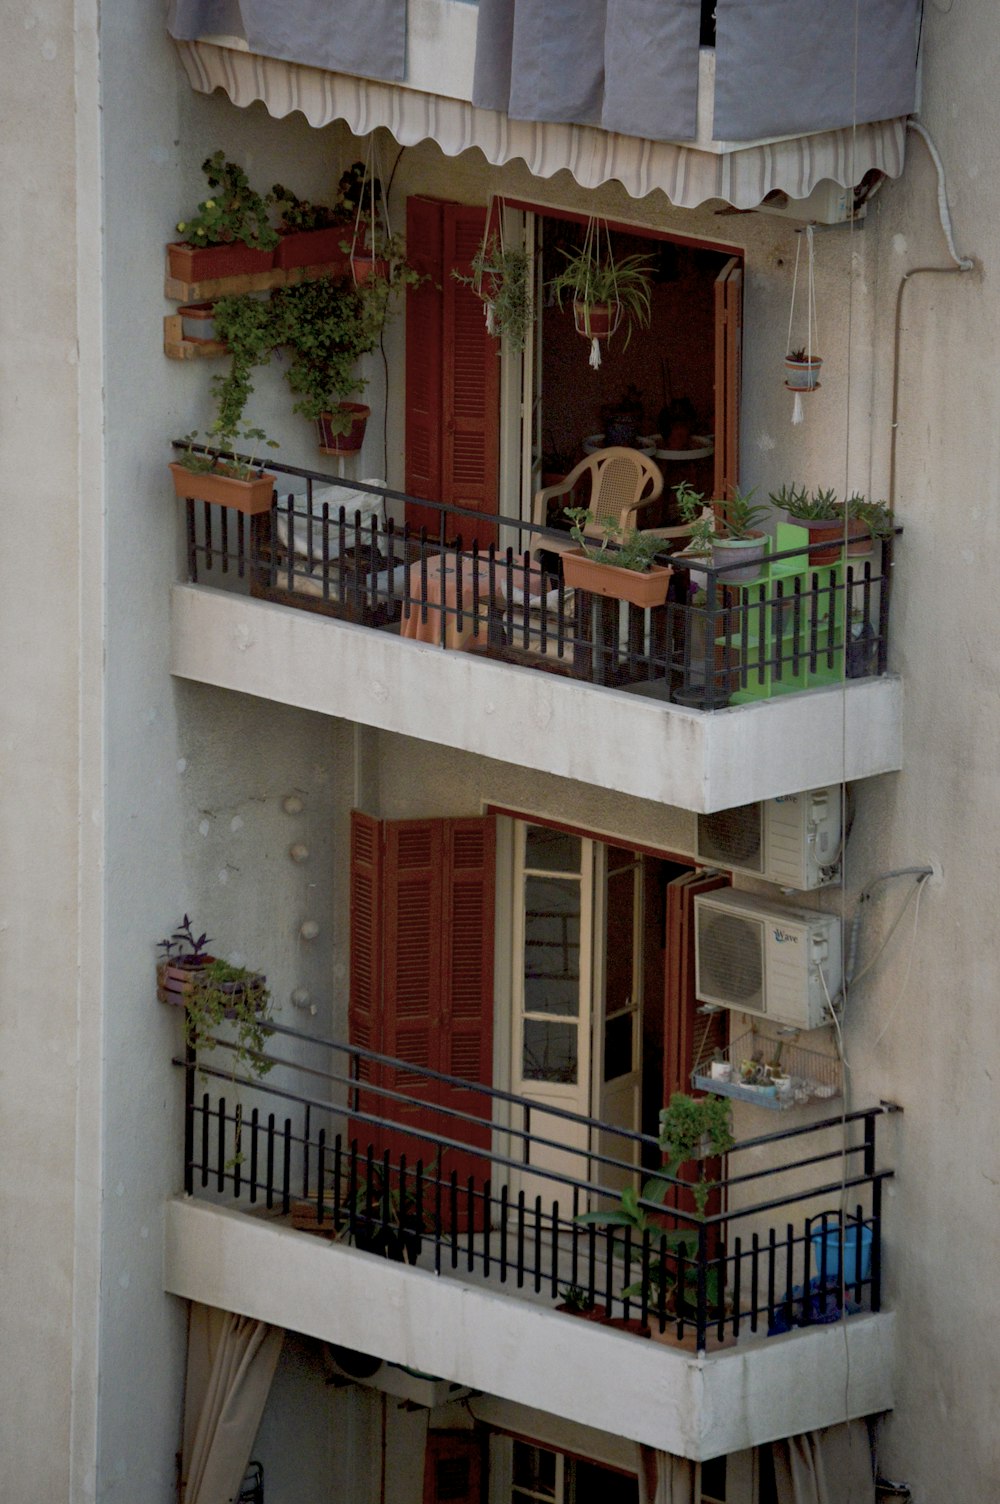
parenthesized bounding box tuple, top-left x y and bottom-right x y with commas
(694, 889, 841, 1030)
(695, 786, 843, 891)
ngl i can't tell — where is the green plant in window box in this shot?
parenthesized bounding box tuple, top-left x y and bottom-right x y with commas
(175, 151, 279, 252)
(564, 507, 665, 574)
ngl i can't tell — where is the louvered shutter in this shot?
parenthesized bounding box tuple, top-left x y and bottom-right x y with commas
(442, 204, 499, 551)
(348, 811, 385, 1146)
(438, 817, 496, 1188)
(713, 257, 743, 504)
(381, 818, 446, 1164)
(405, 199, 499, 548)
(406, 197, 446, 538)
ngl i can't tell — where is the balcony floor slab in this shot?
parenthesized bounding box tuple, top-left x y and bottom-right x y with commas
(165, 1196, 894, 1460)
(171, 585, 902, 813)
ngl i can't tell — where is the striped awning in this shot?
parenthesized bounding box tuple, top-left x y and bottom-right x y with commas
(174, 38, 907, 212)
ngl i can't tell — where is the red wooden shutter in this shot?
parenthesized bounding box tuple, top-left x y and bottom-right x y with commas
(442, 204, 499, 551)
(422, 1431, 484, 1504)
(406, 197, 446, 538)
(405, 199, 499, 548)
(713, 257, 743, 503)
(381, 818, 447, 1161)
(438, 817, 496, 1180)
(348, 811, 385, 1138)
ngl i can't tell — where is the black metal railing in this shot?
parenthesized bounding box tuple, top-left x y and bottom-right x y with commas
(175, 1019, 897, 1353)
(175, 447, 894, 711)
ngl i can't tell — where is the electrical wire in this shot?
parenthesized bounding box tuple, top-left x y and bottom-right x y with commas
(870, 875, 929, 1046)
(850, 871, 930, 986)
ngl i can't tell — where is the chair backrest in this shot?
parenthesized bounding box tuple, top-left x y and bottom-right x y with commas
(576, 447, 664, 531)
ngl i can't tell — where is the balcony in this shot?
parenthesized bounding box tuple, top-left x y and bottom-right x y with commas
(170, 459, 903, 813)
(164, 1020, 897, 1458)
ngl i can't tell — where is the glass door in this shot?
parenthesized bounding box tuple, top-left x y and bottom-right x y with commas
(594, 846, 643, 1197)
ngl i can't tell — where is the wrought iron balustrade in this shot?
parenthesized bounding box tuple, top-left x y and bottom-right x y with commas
(175, 1019, 897, 1353)
(175, 447, 894, 711)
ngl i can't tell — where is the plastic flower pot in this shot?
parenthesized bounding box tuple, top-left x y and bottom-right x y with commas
(711, 533, 768, 583)
(784, 355, 822, 392)
(812, 1221, 873, 1286)
(351, 254, 390, 287)
(562, 550, 672, 608)
(167, 240, 275, 282)
(573, 300, 621, 340)
(169, 462, 276, 515)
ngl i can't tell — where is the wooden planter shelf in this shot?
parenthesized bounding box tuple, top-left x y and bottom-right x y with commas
(163, 314, 228, 360)
(164, 250, 350, 304)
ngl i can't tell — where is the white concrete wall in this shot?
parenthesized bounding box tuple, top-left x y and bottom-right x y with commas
(0, 3, 103, 1500)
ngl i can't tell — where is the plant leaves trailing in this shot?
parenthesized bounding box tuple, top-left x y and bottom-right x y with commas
(565, 506, 667, 574)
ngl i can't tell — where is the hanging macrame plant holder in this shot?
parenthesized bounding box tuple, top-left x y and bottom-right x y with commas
(784, 224, 822, 424)
(471, 195, 506, 336)
(574, 216, 623, 370)
(349, 134, 393, 289)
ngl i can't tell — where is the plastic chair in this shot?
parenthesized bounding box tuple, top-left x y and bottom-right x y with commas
(533, 447, 665, 542)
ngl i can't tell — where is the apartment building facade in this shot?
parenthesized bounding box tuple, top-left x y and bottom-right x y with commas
(1, 2, 994, 1501)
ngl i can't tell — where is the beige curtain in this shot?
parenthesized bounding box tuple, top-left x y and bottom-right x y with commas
(637, 1444, 698, 1504)
(773, 1421, 875, 1504)
(182, 1303, 284, 1504)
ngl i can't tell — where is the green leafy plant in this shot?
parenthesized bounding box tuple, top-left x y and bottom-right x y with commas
(452, 236, 533, 353)
(176, 151, 279, 251)
(577, 1094, 734, 1311)
(558, 1282, 595, 1312)
(565, 507, 665, 574)
(771, 485, 841, 521)
(271, 274, 385, 428)
(271, 183, 347, 233)
(674, 481, 715, 554)
(843, 495, 893, 541)
(204, 292, 285, 464)
(337, 1157, 435, 1262)
(549, 249, 653, 346)
(716, 485, 771, 541)
(182, 957, 273, 1078)
(175, 425, 278, 482)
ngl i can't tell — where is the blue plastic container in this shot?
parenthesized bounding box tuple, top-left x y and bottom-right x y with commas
(811, 1221, 873, 1285)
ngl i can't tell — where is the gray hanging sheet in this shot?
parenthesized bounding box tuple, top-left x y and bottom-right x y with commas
(167, 0, 407, 83)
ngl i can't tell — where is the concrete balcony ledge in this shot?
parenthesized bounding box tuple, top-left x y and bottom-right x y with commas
(172, 585, 902, 812)
(165, 1197, 894, 1459)
(171, 584, 902, 811)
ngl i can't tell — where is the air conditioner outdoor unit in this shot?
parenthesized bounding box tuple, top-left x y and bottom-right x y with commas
(695, 786, 843, 891)
(694, 889, 841, 1030)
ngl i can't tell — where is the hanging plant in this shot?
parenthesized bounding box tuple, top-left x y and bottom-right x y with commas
(344, 133, 420, 297)
(548, 218, 653, 369)
(452, 197, 533, 353)
(785, 225, 823, 420)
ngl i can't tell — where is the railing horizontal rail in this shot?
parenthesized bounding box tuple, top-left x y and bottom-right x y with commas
(175, 1019, 897, 1352)
(175, 445, 896, 712)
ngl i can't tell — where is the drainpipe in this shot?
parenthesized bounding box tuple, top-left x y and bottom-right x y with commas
(888, 121, 975, 513)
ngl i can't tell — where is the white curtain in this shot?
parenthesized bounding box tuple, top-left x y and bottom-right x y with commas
(637, 1444, 698, 1504)
(182, 1303, 284, 1504)
(772, 1421, 875, 1504)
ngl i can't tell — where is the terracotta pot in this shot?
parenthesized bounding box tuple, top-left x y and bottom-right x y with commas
(562, 549, 672, 608)
(791, 516, 843, 566)
(573, 300, 621, 340)
(169, 462, 276, 515)
(845, 515, 876, 556)
(167, 240, 274, 283)
(317, 403, 371, 454)
(711, 533, 767, 583)
(156, 955, 216, 1006)
(351, 254, 390, 287)
(784, 356, 822, 392)
(275, 227, 349, 271)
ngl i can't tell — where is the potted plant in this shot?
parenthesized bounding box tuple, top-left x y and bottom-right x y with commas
(170, 151, 279, 283)
(157, 916, 273, 1080)
(169, 424, 279, 513)
(602, 383, 644, 447)
(270, 274, 384, 452)
(452, 234, 533, 353)
(548, 248, 653, 354)
(842, 494, 893, 556)
(710, 486, 771, 582)
(785, 346, 822, 392)
(561, 507, 672, 608)
(576, 1094, 735, 1323)
(770, 485, 843, 565)
(271, 181, 351, 271)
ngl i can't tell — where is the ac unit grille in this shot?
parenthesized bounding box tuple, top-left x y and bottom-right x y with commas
(697, 803, 764, 872)
(697, 908, 764, 1010)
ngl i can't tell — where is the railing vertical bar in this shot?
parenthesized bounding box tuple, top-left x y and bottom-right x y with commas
(233, 1106, 242, 1200)
(333, 1134, 343, 1233)
(316, 1129, 327, 1224)
(550, 1201, 560, 1298)
(434, 1157, 443, 1275)
(281, 1119, 292, 1215)
(449, 1172, 459, 1268)
(249, 1108, 260, 1205)
(515, 1191, 526, 1289)
(265, 1113, 275, 1209)
(499, 1184, 509, 1284)
(303, 1103, 311, 1200)
(871, 1178, 883, 1312)
(533, 1196, 543, 1293)
(467, 1178, 476, 1272)
(216, 1096, 226, 1192)
(183, 1041, 196, 1194)
(750, 1232, 760, 1332)
(482, 1178, 491, 1279)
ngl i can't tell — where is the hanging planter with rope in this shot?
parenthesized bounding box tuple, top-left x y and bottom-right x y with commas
(548, 216, 653, 370)
(452, 195, 533, 352)
(348, 134, 398, 290)
(784, 224, 823, 421)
